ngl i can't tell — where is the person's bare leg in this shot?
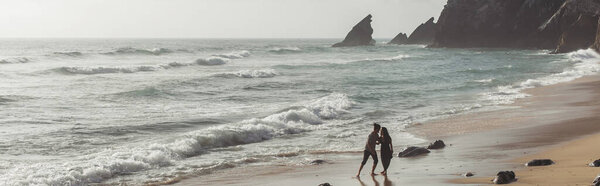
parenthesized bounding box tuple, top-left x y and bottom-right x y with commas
(357, 164, 364, 177)
(370, 164, 377, 175)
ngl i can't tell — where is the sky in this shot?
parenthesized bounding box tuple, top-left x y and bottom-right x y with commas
(0, 0, 446, 38)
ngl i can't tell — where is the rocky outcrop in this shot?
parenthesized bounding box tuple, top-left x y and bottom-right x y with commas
(332, 14, 375, 47)
(595, 18, 600, 53)
(427, 140, 446, 149)
(388, 32, 408, 45)
(406, 17, 436, 45)
(432, 0, 600, 53)
(493, 171, 516, 184)
(398, 146, 430, 157)
(525, 159, 554, 166)
(432, 0, 566, 48)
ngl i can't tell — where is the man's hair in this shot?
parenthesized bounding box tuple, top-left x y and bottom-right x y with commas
(373, 123, 381, 131)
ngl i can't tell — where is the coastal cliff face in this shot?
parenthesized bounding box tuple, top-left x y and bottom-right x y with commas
(547, 0, 600, 53)
(333, 14, 375, 47)
(432, 0, 566, 49)
(388, 32, 408, 45)
(433, 0, 600, 53)
(406, 17, 436, 45)
(595, 18, 600, 53)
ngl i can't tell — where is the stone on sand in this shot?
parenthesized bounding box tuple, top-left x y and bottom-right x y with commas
(493, 171, 516, 184)
(427, 140, 446, 149)
(590, 159, 600, 167)
(525, 159, 554, 166)
(398, 146, 430, 157)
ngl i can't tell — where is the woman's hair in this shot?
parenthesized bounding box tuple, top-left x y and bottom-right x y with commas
(381, 127, 391, 143)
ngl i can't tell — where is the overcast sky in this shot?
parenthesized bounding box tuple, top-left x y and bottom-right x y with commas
(0, 0, 446, 38)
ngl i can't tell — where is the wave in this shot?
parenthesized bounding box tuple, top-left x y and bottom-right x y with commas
(483, 48, 600, 104)
(195, 56, 230, 66)
(268, 47, 302, 54)
(0, 57, 31, 64)
(212, 50, 251, 59)
(363, 54, 409, 62)
(53, 51, 83, 57)
(103, 47, 173, 56)
(214, 69, 278, 78)
(1, 93, 353, 185)
(56, 66, 164, 75)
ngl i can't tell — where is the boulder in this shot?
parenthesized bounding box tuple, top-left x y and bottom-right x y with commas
(589, 159, 600, 167)
(310, 160, 326, 165)
(388, 32, 408, 45)
(398, 146, 430, 157)
(463, 172, 474, 177)
(427, 140, 446, 149)
(318, 183, 332, 186)
(432, 0, 566, 49)
(525, 159, 555, 166)
(594, 174, 600, 186)
(332, 14, 375, 47)
(406, 17, 436, 45)
(493, 171, 516, 184)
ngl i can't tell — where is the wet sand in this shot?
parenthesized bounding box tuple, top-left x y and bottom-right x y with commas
(175, 75, 600, 186)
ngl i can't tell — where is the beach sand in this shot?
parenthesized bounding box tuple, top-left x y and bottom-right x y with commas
(175, 74, 600, 186)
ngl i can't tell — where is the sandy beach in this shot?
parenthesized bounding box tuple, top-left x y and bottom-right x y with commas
(173, 70, 600, 186)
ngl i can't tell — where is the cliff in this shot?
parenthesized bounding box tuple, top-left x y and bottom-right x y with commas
(406, 17, 436, 45)
(432, 0, 600, 53)
(333, 14, 376, 47)
(432, 0, 566, 49)
(595, 18, 600, 53)
(388, 32, 408, 45)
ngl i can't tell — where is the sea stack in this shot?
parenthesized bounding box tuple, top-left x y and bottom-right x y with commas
(388, 32, 408, 45)
(332, 14, 375, 47)
(406, 17, 436, 45)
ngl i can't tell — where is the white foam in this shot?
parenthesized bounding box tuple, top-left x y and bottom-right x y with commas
(474, 78, 494, 83)
(104, 47, 173, 55)
(216, 69, 278, 78)
(195, 56, 230, 66)
(483, 48, 600, 105)
(212, 50, 251, 59)
(268, 47, 302, 53)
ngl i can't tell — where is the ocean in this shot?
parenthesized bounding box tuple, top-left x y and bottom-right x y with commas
(0, 39, 598, 185)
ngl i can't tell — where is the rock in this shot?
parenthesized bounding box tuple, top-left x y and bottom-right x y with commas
(594, 13, 600, 53)
(544, 0, 600, 53)
(318, 183, 332, 186)
(332, 14, 375, 47)
(310, 160, 326, 165)
(594, 174, 600, 186)
(525, 159, 554, 166)
(406, 17, 436, 45)
(463, 172, 474, 177)
(388, 32, 408, 45)
(432, 0, 566, 49)
(427, 140, 446, 149)
(493, 171, 516, 184)
(589, 159, 600, 167)
(398, 146, 430, 157)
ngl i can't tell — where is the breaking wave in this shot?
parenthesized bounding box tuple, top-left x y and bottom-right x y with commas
(214, 69, 278, 78)
(268, 47, 302, 54)
(483, 48, 600, 104)
(103, 47, 173, 56)
(212, 50, 251, 59)
(195, 57, 230, 66)
(54, 51, 83, 57)
(1, 93, 352, 185)
(0, 57, 31, 64)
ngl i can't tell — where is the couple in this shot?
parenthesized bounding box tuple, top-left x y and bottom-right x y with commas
(356, 123, 393, 177)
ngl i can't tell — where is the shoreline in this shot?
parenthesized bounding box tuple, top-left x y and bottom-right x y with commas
(174, 74, 600, 185)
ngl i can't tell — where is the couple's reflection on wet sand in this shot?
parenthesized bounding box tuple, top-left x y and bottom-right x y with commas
(357, 174, 393, 186)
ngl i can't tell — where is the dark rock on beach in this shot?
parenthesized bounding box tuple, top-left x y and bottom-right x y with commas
(332, 14, 375, 47)
(594, 175, 600, 186)
(310, 160, 326, 165)
(525, 159, 554, 166)
(406, 17, 436, 45)
(318, 183, 332, 186)
(427, 140, 446, 149)
(398, 146, 430, 157)
(493, 171, 516, 184)
(463, 172, 474, 177)
(590, 159, 600, 167)
(388, 32, 408, 45)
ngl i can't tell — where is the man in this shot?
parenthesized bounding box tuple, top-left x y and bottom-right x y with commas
(356, 123, 380, 177)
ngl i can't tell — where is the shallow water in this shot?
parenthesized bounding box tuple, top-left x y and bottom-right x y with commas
(0, 39, 598, 185)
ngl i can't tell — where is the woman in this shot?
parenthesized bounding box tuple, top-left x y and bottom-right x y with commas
(379, 127, 393, 175)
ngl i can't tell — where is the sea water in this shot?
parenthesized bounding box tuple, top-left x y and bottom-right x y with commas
(0, 39, 598, 185)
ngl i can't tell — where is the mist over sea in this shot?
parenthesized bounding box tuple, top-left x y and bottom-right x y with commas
(0, 39, 598, 185)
